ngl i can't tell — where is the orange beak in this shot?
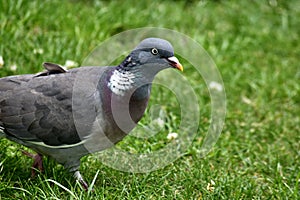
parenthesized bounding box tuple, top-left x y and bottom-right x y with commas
(167, 56, 183, 72)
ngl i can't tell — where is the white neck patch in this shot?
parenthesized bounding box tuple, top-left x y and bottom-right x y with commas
(108, 69, 136, 96)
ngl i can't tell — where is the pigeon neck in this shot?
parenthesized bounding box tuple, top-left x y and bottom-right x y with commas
(108, 67, 152, 99)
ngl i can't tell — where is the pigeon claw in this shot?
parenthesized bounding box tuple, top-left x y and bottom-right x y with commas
(74, 171, 90, 191)
(22, 151, 44, 177)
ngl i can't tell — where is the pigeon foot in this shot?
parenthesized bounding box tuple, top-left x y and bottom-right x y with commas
(74, 170, 89, 191)
(22, 151, 44, 177)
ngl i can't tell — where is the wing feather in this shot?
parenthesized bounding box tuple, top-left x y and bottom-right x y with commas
(0, 66, 109, 146)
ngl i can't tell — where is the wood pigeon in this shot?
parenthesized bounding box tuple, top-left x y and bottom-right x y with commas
(0, 38, 183, 190)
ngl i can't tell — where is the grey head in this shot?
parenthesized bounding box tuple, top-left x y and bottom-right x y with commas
(117, 38, 183, 77)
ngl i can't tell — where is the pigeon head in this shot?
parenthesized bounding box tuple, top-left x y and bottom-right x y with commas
(119, 38, 183, 75)
(109, 38, 183, 97)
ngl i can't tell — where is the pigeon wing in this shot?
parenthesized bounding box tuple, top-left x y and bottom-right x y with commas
(0, 67, 108, 146)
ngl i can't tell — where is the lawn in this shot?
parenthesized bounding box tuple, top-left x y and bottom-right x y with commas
(0, 0, 299, 199)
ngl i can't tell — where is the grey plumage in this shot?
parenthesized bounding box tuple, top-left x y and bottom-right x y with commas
(0, 38, 183, 190)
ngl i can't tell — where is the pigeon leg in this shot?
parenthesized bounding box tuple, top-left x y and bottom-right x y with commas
(22, 151, 44, 177)
(74, 170, 89, 191)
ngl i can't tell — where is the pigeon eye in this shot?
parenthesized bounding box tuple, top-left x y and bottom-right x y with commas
(151, 48, 158, 55)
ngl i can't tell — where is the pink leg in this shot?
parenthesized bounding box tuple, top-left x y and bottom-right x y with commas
(22, 151, 44, 177)
(74, 171, 89, 191)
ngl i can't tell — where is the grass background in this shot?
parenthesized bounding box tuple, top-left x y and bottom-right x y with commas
(0, 0, 299, 199)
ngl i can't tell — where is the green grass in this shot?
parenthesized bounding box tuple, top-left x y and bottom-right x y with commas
(0, 0, 299, 199)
